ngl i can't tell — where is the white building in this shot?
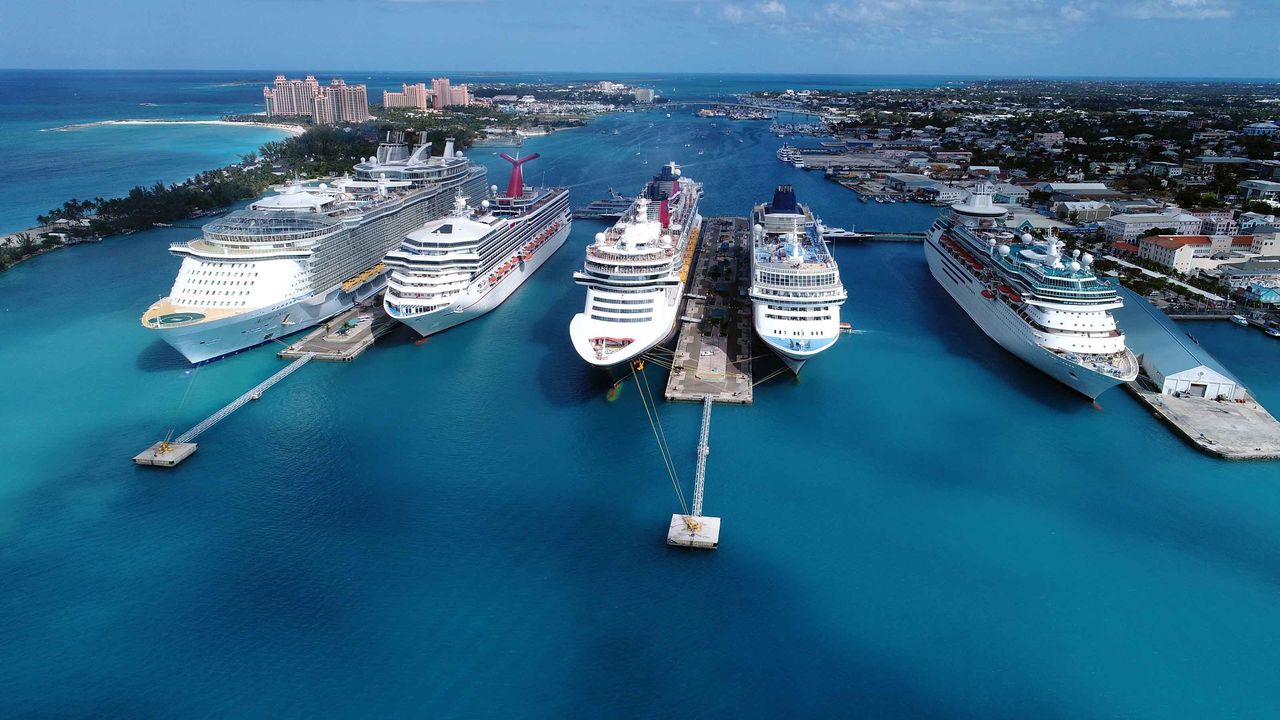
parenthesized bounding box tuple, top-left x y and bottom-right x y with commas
(1239, 180, 1280, 201)
(1103, 208, 1202, 240)
(1243, 121, 1280, 137)
(1115, 288, 1240, 401)
(633, 88, 656, 103)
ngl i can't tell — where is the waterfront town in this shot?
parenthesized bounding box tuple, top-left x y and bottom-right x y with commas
(734, 81, 1280, 322)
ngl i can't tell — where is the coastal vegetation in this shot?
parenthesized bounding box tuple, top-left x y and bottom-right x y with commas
(8, 120, 476, 272)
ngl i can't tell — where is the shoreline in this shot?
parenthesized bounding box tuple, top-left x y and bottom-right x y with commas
(43, 119, 306, 136)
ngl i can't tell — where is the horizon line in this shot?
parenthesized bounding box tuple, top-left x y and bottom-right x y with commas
(2, 67, 1280, 83)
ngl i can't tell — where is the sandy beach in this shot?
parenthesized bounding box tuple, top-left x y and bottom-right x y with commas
(44, 119, 306, 136)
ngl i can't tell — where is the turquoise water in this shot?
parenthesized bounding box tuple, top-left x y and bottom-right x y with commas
(0, 69, 959, 234)
(3, 81, 1280, 718)
(0, 70, 294, 234)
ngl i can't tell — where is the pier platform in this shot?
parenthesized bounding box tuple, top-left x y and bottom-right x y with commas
(278, 297, 395, 362)
(1126, 383, 1280, 460)
(665, 217, 754, 405)
(133, 442, 197, 467)
(667, 514, 721, 549)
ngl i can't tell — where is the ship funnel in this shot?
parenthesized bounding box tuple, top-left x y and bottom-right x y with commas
(443, 137, 455, 158)
(659, 198, 670, 228)
(770, 185, 798, 214)
(499, 150, 541, 198)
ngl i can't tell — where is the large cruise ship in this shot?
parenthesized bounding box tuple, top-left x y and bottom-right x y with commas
(568, 162, 702, 377)
(749, 185, 847, 374)
(382, 152, 571, 337)
(923, 182, 1138, 399)
(141, 131, 488, 363)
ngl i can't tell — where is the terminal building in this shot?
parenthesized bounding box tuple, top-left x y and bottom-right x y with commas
(1114, 288, 1240, 400)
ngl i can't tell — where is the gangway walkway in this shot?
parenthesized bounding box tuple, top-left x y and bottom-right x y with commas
(175, 353, 315, 443)
(668, 395, 720, 549)
(134, 352, 315, 467)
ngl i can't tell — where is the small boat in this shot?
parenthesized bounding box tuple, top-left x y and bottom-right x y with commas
(839, 322, 853, 334)
(1267, 327, 1280, 338)
(1231, 314, 1249, 326)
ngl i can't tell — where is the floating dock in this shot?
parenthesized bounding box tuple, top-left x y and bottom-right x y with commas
(278, 298, 395, 362)
(665, 217, 754, 405)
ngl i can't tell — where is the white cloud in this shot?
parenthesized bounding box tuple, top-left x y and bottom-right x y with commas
(1117, 0, 1234, 19)
(720, 0, 788, 23)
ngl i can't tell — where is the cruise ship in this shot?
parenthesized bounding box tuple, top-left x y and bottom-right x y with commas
(141, 131, 487, 363)
(749, 186, 847, 374)
(923, 182, 1138, 399)
(382, 152, 571, 337)
(569, 162, 703, 378)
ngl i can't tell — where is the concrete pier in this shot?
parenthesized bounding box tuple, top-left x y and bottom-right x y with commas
(278, 298, 395, 362)
(1125, 382, 1280, 460)
(665, 217, 754, 404)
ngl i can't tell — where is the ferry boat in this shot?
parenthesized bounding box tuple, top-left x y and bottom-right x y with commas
(923, 182, 1138, 399)
(568, 162, 703, 378)
(749, 185, 847, 374)
(572, 189, 634, 221)
(141, 132, 487, 363)
(382, 152, 571, 337)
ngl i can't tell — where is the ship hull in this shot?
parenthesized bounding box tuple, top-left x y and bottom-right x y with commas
(755, 331, 840, 375)
(568, 290, 682, 378)
(150, 276, 384, 364)
(924, 236, 1126, 400)
(395, 222, 572, 337)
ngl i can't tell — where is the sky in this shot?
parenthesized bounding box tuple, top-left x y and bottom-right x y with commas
(1, 0, 1277, 78)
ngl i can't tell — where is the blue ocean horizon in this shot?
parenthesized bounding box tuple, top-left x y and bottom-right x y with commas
(2, 70, 1280, 718)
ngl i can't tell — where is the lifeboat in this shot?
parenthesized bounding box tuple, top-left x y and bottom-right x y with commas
(981, 289, 995, 299)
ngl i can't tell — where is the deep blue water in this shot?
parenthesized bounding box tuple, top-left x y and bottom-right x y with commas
(3, 75, 1280, 718)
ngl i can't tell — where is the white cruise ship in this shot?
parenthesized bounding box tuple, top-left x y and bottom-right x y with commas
(569, 162, 702, 378)
(923, 182, 1138, 399)
(749, 185, 847, 374)
(141, 131, 487, 363)
(382, 152, 571, 337)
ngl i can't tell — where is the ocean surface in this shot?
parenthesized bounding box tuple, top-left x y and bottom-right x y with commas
(3, 72, 1280, 718)
(0, 69, 959, 234)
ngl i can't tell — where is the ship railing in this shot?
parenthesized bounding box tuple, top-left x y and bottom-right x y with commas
(1016, 307, 1124, 339)
(587, 248, 674, 263)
